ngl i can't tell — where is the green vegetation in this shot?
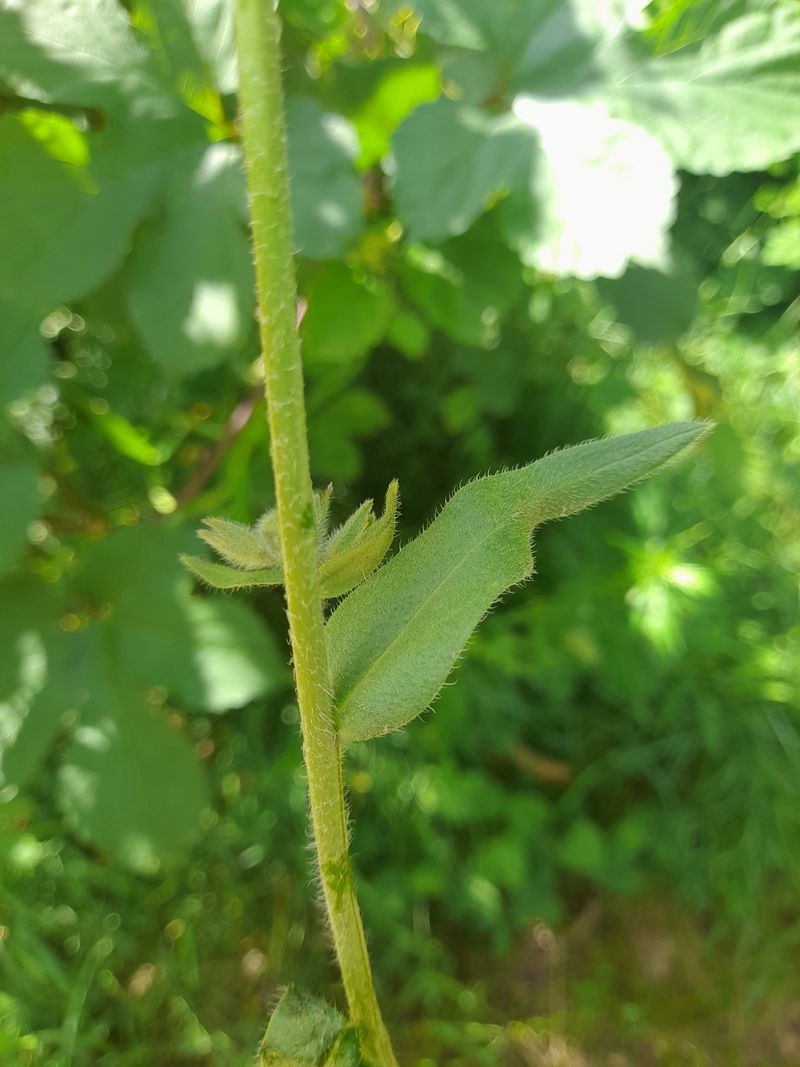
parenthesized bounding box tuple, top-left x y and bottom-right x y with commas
(1, 0, 799, 1064)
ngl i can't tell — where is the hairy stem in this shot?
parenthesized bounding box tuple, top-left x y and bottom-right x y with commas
(232, 3, 397, 1064)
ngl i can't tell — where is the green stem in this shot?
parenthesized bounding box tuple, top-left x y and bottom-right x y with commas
(232, 3, 398, 1064)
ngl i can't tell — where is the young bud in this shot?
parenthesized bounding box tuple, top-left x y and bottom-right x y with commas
(319, 481, 399, 598)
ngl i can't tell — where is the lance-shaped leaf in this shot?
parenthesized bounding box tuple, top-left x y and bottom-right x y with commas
(327, 423, 711, 745)
(313, 485, 334, 549)
(179, 555, 283, 590)
(184, 483, 399, 599)
(198, 517, 281, 569)
(323, 498, 374, 557)
(319, 481, 399, 598)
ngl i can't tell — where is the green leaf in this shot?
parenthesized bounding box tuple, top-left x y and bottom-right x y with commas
(616, 10, 800, 174)
(413, 0, 609, 104)
(319, 481, 399, 598)
(0, 616, 207, 873)
(397, 4, 800, 280)
(392, 94, 676, 280)
(127, 142, 254, 376)
(391, 99, 533, 243)
(0, 457, 39, 575)
(85, 405, 165, 466)
(301, 262, 393, 366)
(198, 516, 281, 568)
(761, 220, 800, 271)
(321, 1029, 362, 1067)
(187, 484, 399, 599)
(351, 63, 440, 169)
(78, 526, 282, 712)
(410, 0, 551, 61)
(323, 501, 374, 558)
(286, 98, 363, 259)
(313, 485, 334, 545)
(0, 114, 177, 318)
(259, 987, 345, 1066)
(328, 423, 710, 744)
(142, 0, 238, 98)
(182, 596, 286, 712)
(181, 0, 238, 94)
(1, 528, 280, 864)
(0, 579, 57, 788)
(58, 695, 208, 874)
(596, 250, 700, 343)
(557, 817, 606, 875)
(386, 309, 431, 359)
(181, 554, 283, 590)
(0, 304, 50, 406)
(0, 0, 175, 117)
(0, 117, 83, 308)
(645, 0, 757, 51)
(399, 216, 524, 345)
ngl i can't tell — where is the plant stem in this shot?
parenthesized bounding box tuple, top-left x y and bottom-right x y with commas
(232, 3, 398, 1064)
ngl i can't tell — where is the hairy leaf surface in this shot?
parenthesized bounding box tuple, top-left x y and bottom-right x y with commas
(259, 986, 347, 1066)
(319, 481, 399, 598)
(181, 554, 284, 590)
(328, 423, 710, 744)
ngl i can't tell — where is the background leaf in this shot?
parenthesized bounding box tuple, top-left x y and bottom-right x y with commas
(0, 306, 50, 406)
(58, 694, 208, 874)
(142, 0, 239, 97)
(127, 142, 254, 375)
(0, 526, 281, 867)
(616, 10, 800, 174)
(391, 100, 533, 243)
(0, 458, 39, 575)
(301, 263, 392, 366)
(399, 216, 524, 345)
(286, 98, 363, 259)
(0, 0, 174, 116)
(596, 248, 700, 344)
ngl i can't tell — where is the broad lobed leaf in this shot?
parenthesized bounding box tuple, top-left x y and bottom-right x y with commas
(393, 0, 800, 278)
(616, 9, 800, 175)
(0, 527, 283, 870)
(327, 422, 711, 745)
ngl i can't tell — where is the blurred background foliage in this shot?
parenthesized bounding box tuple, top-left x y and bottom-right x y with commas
(1, 0, 799, 1063)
